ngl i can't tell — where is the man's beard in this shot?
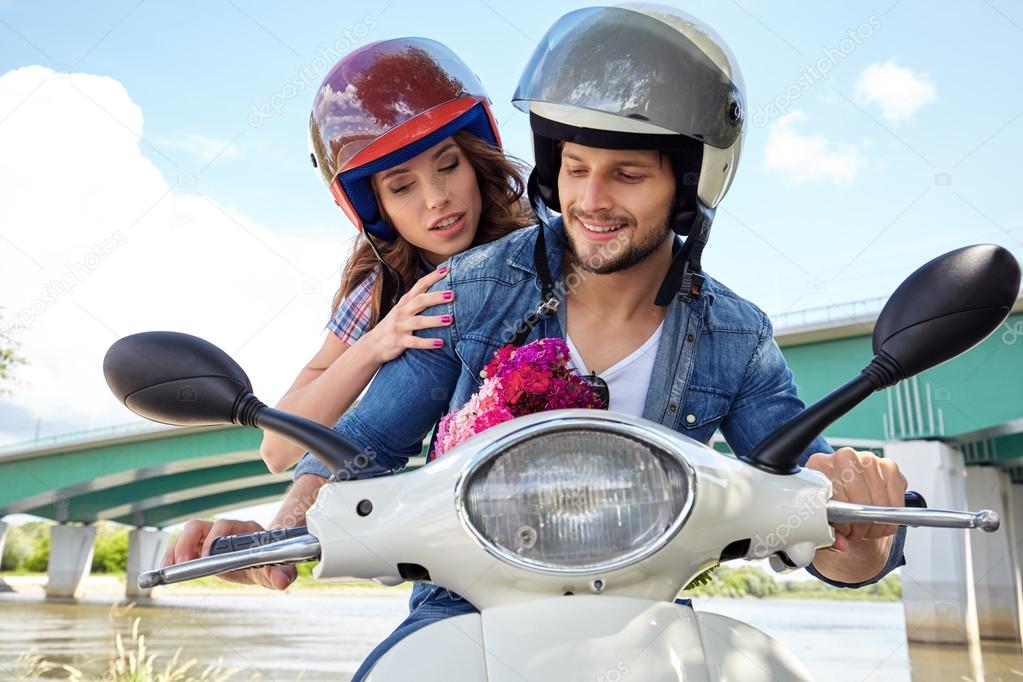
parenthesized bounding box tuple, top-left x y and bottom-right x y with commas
(564, 211, 673, 275)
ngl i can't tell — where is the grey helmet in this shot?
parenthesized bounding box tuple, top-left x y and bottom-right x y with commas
(513, 5, 746, 304)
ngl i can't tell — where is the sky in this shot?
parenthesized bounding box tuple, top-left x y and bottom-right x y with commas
(1, 1, 1022, 525)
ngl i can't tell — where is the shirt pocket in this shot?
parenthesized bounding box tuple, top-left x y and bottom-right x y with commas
(677, 386, 732, 444)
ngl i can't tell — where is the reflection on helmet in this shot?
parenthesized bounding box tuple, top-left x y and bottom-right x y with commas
(513, 5, 746, 231)
(309, 38, 501, 241)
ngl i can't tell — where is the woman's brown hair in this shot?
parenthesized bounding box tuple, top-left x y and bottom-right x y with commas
(329, 129, 534, 327)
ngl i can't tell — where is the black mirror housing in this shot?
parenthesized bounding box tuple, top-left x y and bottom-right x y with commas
(872, 244, 1021, 384)
(743, 244, 1020, 474)
(104, 331, 252, 426)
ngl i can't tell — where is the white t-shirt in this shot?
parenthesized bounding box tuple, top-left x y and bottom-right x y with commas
(566, 321, 664, 416)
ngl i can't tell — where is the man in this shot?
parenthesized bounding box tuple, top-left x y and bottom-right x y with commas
(165, 5, 907, 677)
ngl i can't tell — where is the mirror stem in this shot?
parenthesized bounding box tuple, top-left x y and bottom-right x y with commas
(235, 394, 387, 479)
(740, 369, 883, 475)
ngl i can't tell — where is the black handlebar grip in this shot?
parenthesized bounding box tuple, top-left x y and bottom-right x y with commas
(208, 525, 309, 556)
(904, 491, 927, 508)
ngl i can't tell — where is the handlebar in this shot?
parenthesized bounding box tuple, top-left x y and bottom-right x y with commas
(195, 494, 930, 561)
(138, 491, 994, 591)
(208, 525, 310, 556)
(828, 489, 999, 532)
(138, 532, 320, 589)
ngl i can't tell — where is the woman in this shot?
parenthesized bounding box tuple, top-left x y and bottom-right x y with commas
(156, 38, 532, 585)
(259, 37, 532, 474)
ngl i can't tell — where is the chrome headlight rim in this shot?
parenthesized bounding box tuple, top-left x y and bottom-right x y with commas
(453, 414, 697, 576)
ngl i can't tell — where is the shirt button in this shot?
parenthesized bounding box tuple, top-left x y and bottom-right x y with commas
(685, 414, 697, 425)
(668, 404, 678, 413)
(686, 333, 695, 342)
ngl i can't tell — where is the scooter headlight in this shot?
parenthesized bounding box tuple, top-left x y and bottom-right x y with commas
(456, 418, 695, 575)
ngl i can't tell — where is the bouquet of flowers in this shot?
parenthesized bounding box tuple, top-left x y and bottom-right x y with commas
(431, 338, 607, 459)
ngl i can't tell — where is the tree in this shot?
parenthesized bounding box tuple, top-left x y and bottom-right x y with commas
(92, 523, 129, 573)
(350, 46, 466, 128)
(0, 307, 27, 395)
(0, 524, 35, 571)
(22, 522, 52, 572)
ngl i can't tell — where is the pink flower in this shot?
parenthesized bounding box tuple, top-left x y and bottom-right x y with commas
(430, 338, 607, 459)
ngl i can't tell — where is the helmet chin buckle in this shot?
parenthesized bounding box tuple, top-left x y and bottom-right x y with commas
(681, 269, 705, 303)
(655, 203, 713, 307)
(655, 252, 704, 307)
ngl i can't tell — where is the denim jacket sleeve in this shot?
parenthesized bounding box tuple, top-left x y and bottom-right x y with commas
(293, 287, 459, 481)
(718, 312, 907, 588)
(718, 312, 831, 464)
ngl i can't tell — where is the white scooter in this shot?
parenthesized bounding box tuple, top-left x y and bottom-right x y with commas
(103, 244, 1020, 681)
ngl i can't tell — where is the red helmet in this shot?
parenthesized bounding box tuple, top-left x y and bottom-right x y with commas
(309, 37, 502, 241)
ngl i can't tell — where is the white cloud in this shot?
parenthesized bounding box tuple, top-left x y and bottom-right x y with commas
(151, 132, 243, 163)
(0, 66, 355, 445)
(854, 59, 937, 124)
(313, 82, 360, 121)
(764, 111, 863, 183)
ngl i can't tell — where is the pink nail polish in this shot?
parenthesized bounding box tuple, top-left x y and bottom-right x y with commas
(438, 266, 448, 274)
(441, 315, 452, 324)
(433, 339, 444, 347)
(443, 291, 453, 300)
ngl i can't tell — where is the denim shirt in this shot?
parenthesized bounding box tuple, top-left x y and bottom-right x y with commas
(295, 219, 906, 601)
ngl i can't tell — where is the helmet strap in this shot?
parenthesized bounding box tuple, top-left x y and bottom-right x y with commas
(364, 232, 405, 320)
(507, 171, 561, 348)
(655, 202, 713, 306)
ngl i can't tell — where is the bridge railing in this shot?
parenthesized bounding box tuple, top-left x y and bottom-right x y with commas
(0, 421, 175, 457)
(771, 296, 887, 332)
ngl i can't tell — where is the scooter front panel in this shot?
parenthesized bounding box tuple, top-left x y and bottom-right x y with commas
(477, 596, 711, 681)
(363, 613, 487, 681)
(696, 611, 812, 681)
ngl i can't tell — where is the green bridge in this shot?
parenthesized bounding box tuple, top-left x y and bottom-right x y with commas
(2, 298, 1022, 646)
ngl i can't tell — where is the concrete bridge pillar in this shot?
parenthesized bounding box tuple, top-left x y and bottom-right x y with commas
(125, 528, 170, 599)
(45, 523, 96, 599)
(0, 519, 12, 592)
(885, 440, 980, 644)
(1013, 484, 1023, 589)
(964, 467, 1023, 641)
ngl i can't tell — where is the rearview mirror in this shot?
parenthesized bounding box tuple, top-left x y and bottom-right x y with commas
(104, 331, 383, 478)
(104, 331, 250, 426)
(743, 244, 1020, 474)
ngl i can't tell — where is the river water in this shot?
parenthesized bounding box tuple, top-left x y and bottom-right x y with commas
(1, 591, 1021, 681)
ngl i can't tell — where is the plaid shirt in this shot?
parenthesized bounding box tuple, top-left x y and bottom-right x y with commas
(326, 269, 378, 346)
(327, 262, 432, 345)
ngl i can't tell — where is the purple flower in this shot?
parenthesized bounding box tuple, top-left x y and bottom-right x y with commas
(431, 338, 607, 458)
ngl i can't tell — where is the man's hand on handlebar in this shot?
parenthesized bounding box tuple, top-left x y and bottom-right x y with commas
(804, 447, 907, 584)
(157, 474, 327, 590)
(160, 518, 298, 591)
